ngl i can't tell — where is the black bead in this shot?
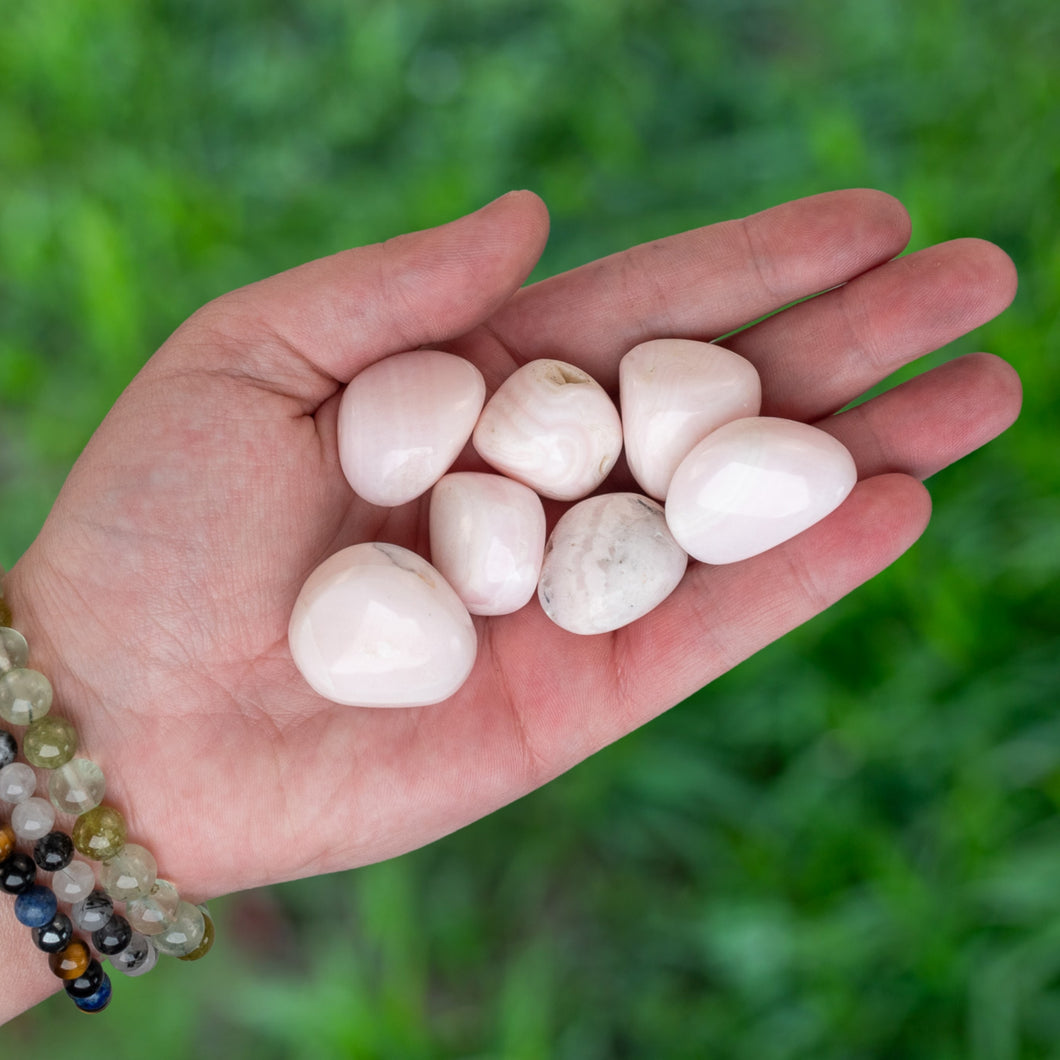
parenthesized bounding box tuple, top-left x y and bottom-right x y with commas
(0, 730, 16, 768)
(34, 830, 74, 872)
(0, 852, 36, 894)
(64, 957, 106, 998)
(92, 913, 133, 955)
(32, 911, 74, 953)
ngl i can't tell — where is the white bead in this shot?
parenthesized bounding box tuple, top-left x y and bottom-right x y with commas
(289, 542, 478, 707)
(472, 359, 623, 501)
(337, 350, 486, 507)
(619, 338, 762, 499)
(538, 493, 688, 635)
(0, 762, 35, 803)
(51, 859, 97, 904)
(665, 417, 858, 564)
(11, 796, 55, 840)
(429, 473, 546, 616)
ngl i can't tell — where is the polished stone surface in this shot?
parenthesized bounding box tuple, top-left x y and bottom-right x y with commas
(538, 493, 688, 635)
(289, 542, 477, 707)
(665, 417, 858, 564)
(429, 472, 546, 616)
(473, 358, 623, 500)
(619, 338, 761, 499)
(337, 350, 486, 507)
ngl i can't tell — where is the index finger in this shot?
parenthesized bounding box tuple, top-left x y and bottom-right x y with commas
(488, 189, 912, 388)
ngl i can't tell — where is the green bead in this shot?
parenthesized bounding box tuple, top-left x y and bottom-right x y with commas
(0, 627, 29, 673)
(23, 715, 79, 768)
(0, 667, 52, 725)
(72, 805, 127, 861)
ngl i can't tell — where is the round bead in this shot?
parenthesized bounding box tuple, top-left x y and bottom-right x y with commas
(32, 911, 74, 953)
(71, 889, 114, 931)
(51, 858, 97, 903)
(48, 758, 105, 815)
(14, 883, 59, 928)
(0, 761, 36, 803)
(12, 796, 56, 841)
(34, 830, 75, 872)
(64, 957, 106, 998)
(49, 938, 91, 979)
(153, 900, 206, 957)
(0, 667, 53, 725)
(0, 823, 15, 860)
(70, 973, 112, 1013)
(177, 906, 215, 961)
(111, 932, 157, 977)
(99, 842, 157, 901)
(0, 627, 29, 674)
(23, 715, 78, 768)
(92, 912, 133, 955)
(0, 728, 17, 767)
(126, 879, 179, 935)
(0, 851, 36, 894)
(72, 805, 126, 861)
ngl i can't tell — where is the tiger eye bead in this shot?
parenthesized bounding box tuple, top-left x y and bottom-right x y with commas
(0, 823, 15, 861)
(0, 627, 27, 671)
(49, 938, 91, 980)
(72, 805, 126, 861)
(23, 715, 78, 769)
(0, 667, 53, 725)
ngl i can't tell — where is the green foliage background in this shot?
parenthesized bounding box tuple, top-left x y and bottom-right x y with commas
(2, 1, 1058, 1056)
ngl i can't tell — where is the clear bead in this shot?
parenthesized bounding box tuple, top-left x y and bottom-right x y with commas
(111, 932, 158, 977)
(23, 715, 78, 769)
(51, 859, 97, 904)
(0, 762, 36, 803)
(12, 796, 56, 840)
(71, 890, 114, 932)
(0, 627, 29, 673)
(126, 879, 179, 936)
(152, 901, 206, 957)
(0, 667, 53, 725)
(99, 843, 157, 901)
(49, 758, 105, 815)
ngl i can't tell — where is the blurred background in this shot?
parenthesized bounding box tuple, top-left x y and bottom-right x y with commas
(1, 0, 1057, 1056)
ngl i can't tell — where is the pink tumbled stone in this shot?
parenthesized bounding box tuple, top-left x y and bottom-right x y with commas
(429, 472, 546, 616)
(337, 350, 486, 507)
(289, 542, 477, 707)
(619, 338, 762, 500)
(665, 417, 858, 564)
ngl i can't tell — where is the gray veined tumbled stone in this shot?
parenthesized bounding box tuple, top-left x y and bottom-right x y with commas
(537, 492, 688, 635)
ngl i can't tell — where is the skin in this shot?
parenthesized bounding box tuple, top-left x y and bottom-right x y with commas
(0, 189, 1020, 1018)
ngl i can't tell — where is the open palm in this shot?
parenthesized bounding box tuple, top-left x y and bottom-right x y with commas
(6, 189, 1019, 906)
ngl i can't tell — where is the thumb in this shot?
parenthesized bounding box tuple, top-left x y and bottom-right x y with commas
(181, 190, 551, 387)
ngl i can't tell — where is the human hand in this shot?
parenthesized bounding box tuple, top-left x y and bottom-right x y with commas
(3, 189, 1018, 931)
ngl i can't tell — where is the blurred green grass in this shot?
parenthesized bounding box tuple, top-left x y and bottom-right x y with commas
(2, 0, 1058, 1056)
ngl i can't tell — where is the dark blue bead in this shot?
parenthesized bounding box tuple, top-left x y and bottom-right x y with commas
(0, 851, 36, 894)
(70, 972, 112, 1013)
(32, 911, 74, 953)
(0, 730, 16, 768)
(14, 884, 58, 928)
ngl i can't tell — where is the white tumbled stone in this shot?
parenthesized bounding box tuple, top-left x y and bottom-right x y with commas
(472, 358, 623, 501)
(619, 338, 762, 500)
(337, 350, 486, 507)
(429, 472, 546, 616)
(665, 417, 858, 564)
(289, 542, 477, 707)
(538, 493, 688, 635)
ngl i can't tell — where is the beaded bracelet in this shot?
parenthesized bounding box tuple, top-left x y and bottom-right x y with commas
(0, 571, 213, 1014)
